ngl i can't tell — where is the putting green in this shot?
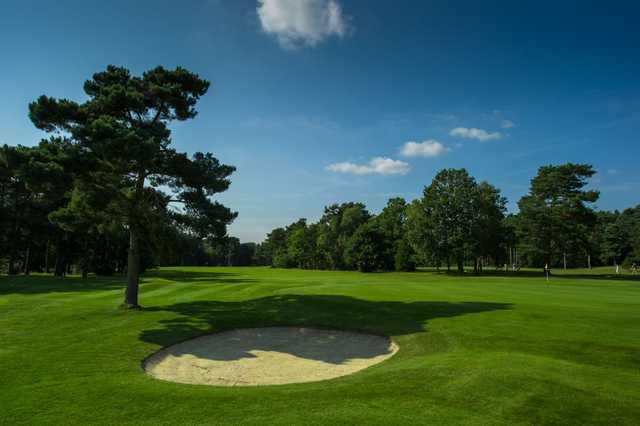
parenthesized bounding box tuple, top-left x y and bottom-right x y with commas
(143, 327, 398, 386)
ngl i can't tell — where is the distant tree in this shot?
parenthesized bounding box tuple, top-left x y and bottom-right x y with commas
(0, 144, 37, 274)
(422, 169, 480, 272)
(223, 237, 241, 266)
(91, 225, 129, 274)
(230, 242, 257, 266)
(287, 222, 319, 269)
(29, 65, 236, 308)
(316, 203, 370, 270)
(375, 197, 415, 271)
(405, 170, 506, 272)
(261, 227, 287, 266)
(30, 138, 83, 276)
(345, 222, 390, 272)
(473, 182, 507, 271)
(601, 206, 640, 267)
(518, 164, 599, 269)
(0, 141, 74, 275)
(0, 139, 139, 277)
(501, 214, 523, 267)
(249, 242, 271, 266)
(394, 238, 416, 272)
(375, 198, 407, 242)
(623, 206, 640, 264)
(406, 198, 437, 268)
(270, 219, 308, 268)
(589, 211, 617, 267)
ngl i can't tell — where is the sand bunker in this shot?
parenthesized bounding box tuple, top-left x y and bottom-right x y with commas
(143, 327, 398, 386)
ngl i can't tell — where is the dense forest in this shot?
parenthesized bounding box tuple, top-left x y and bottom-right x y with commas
(2, 66, 640, 285)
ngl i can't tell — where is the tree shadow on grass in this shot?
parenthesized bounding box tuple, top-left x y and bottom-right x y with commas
(0, 274, 126, 295)
(143, 269, 258, 285)
(140, 295, 511, 364)
(0, 270, 256, 295)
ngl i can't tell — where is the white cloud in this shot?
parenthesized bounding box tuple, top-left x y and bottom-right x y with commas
(492, 110, 516, 129)
(500, 119, 516, 129)
(401, 139, 449, 158)
(450, 127, 502, 141)
(257, 0, 348, 49)
(326, 157, 410, 175)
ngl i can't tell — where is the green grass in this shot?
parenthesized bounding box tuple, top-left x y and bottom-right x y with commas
(1, 266, 639, 425)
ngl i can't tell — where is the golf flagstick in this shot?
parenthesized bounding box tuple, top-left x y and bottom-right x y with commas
(545, 264, 549, 283)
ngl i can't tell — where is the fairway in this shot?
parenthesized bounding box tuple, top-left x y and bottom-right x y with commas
(1, 267, 639, 425)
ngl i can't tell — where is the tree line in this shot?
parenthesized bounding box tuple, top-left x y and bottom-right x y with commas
(258, 165, 640, 272)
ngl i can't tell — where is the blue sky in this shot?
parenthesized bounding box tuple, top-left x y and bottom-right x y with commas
(2, 0, 639, 242)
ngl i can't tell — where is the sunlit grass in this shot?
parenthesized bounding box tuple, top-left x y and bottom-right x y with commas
(1, 267, 639, 425)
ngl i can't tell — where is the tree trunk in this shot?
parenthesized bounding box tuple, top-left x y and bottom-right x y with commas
(81, 238, 90, 279)
(54, 253, 65, 277)
(124, 227, 141, 308)
(563, 252, 567, 270)
(123, 169, 145, 309)
(44, 239, 50, 274)
(509, 247, 513, 268)
(8, 252, 15, 275)
(23, 246, 30, 275)
(81, 252, 89, 279)
(587, 254, 591, 270)
(54, 234, 66, 277)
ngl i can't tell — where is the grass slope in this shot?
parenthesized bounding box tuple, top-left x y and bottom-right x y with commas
(1, 267, 639, 425)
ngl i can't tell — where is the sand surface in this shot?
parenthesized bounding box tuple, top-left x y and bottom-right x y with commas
(143, 327, 398, 386)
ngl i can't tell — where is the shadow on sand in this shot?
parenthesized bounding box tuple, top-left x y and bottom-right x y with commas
(147, 327, 397, 365)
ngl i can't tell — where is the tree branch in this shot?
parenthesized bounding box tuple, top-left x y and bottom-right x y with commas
(151, 102, 166, 125)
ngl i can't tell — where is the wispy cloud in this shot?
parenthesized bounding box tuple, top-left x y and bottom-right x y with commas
(450, 127, 502, 141)
(326, 157, 410, 175)
(257, 0, 349, 49)
(491, 110, 516, 129)
(500, 119, 516, 129)
(400, 139, 449, 157)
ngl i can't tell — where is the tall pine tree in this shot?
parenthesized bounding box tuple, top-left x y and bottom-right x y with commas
(29, 65, 236, 307)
